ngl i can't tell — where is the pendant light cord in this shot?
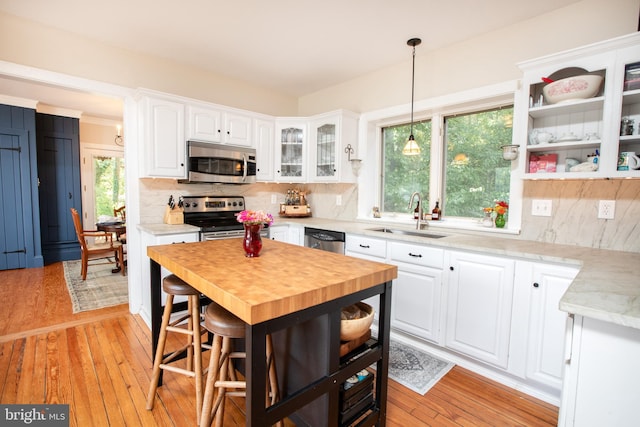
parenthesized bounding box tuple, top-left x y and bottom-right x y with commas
(410, 43, 416, 138)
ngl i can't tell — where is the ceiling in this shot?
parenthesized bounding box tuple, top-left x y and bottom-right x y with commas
(0, 0, 580, 120)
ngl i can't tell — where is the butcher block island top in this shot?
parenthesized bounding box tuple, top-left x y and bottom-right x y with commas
(147, 238, 398, 426)
(147, 238, 398, 325)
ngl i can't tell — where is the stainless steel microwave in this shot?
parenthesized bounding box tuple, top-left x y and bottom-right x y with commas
(182, 141, 257, 184)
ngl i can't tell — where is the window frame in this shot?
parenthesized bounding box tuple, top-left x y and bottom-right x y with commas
(358, 81, 522, 233)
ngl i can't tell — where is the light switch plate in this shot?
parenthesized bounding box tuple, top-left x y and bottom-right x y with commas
(336, 195, 342, 206)
(532, 199, 552, 217)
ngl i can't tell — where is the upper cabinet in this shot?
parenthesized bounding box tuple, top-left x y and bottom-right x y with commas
(308, 110, 358, 183)
(275, 119, 307, 182)
(517, 33, 640, 179)
(255, 118, 275, 181)
(140, 95, 186, 179)
(138, 90, 360, 183)
(186, 104, 253, 147)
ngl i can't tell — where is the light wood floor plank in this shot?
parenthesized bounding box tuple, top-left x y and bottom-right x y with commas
(69, 325, 107, 427)
(0, 263, 559, 426)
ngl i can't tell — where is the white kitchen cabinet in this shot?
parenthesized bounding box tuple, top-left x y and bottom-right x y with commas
(387, 241, 444, 343)
(186, 104, 253, 147)
(559, 315, 640, 427)
(275, 119, 307, 182)
(224, 111, 253, 147)
(139, 230, 199, 325)
(445, 251, 515, 369)
(186, 104, 222, 143)
(524, 262, 578, 391)
(517, 33, 640, 179)
(308, 110, 358, 183)
(345, 234, 388, 327)
(255, 118, 275, 181)
(345, 234, 387, 259)
(141, 95, 186, 178)
(269, 225, 289, 242)
(269, 224, 302, 245)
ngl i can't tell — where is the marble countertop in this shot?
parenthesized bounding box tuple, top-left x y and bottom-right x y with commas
(138, 218, 640, 330)
(278, 217, 640, 331)
(137, 223, 200, 235)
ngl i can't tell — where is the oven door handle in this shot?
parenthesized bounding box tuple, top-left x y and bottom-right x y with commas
(242, 154, 248, 182)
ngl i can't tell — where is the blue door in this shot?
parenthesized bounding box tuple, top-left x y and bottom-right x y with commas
(36, 114, 81, 264)
(0, 130, 28, 269)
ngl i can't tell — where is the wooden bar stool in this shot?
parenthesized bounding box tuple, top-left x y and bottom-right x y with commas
(200, 302, 282, 427)
(146, 274, 205, 422)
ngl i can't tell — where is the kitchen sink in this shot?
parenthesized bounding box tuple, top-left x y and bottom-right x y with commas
(368, 227, 447, 239)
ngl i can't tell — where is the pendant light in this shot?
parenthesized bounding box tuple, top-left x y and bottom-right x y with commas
(402, 37, 421, 156)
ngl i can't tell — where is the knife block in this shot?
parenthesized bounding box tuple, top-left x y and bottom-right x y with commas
(163, 206, 184, 225)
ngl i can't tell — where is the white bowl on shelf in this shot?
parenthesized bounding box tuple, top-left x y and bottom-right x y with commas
(543, 75, 603, 104)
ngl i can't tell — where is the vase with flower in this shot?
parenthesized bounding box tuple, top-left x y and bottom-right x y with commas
(236, 210, 274, 257)
(482, 207, 494, 227)
(494, 201, 509, 228)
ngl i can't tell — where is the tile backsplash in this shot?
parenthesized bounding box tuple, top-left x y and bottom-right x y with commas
(138, 180, 358, 225)
(139, 178, 639, 253)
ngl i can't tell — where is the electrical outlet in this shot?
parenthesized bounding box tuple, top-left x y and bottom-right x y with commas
(531, 199, 552, 217)
(271, 194, 277, 204)
(598, 200, 615, 219)
(336, 195, 342, 206)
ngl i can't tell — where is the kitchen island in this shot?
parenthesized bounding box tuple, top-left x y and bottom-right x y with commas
(147, 238, 397, 426)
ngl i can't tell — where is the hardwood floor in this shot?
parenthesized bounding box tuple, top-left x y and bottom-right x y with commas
(0, 264, 558, 426)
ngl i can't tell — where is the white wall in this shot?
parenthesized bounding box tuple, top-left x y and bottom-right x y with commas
(298, 0, 640, 116)
(0, 12, 298, 116)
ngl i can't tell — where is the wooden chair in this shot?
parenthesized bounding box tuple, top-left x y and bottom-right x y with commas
(113, 205, 126, 222)
(113, 205, 127, 244)
(70, 208, 125, 280)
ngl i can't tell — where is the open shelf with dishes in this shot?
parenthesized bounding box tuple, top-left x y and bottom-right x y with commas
(517, 34, 640, 179)
(524, 69, 605, 177)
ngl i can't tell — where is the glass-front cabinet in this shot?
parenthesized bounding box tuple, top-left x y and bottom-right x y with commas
(516, 33, 640, 179)
(308, 111, 359, 183)
(275, 119, 306, 182)
(310, 118, 338, 181)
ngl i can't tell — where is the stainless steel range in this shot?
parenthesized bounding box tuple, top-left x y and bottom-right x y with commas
(182, 195, 268, 241)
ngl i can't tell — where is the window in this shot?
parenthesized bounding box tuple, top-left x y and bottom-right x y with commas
(444, 107, 513, 218)
(94, 155, 126, 218)
(380, 106, 513, 221)
(80, 145, 125, 232)
(382, 120, 431, 213)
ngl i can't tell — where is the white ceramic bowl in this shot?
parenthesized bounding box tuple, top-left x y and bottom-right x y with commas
(340, 302, 374, 341)
(543, 75, 603, 104)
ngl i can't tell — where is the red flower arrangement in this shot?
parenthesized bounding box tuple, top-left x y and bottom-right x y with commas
(494, 201, 509, 215)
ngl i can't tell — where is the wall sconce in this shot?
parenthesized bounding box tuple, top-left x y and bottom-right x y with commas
(115, 124, 123, 146)
(501, 144, 519, 161)
(344, 144, 362, 176)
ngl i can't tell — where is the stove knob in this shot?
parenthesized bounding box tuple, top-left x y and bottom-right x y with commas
(192, 202, 198, 208)
(232, 201, 237, 206)
(184, 202, 190, 208)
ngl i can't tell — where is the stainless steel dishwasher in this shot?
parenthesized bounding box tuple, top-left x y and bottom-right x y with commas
(303, 227, 345, 254)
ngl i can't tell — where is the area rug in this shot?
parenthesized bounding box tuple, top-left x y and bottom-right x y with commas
(62, 260, 128, 313)
(384, 340, 455, 395)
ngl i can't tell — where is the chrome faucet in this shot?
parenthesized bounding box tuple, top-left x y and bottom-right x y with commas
(408, 192, 426, 230)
